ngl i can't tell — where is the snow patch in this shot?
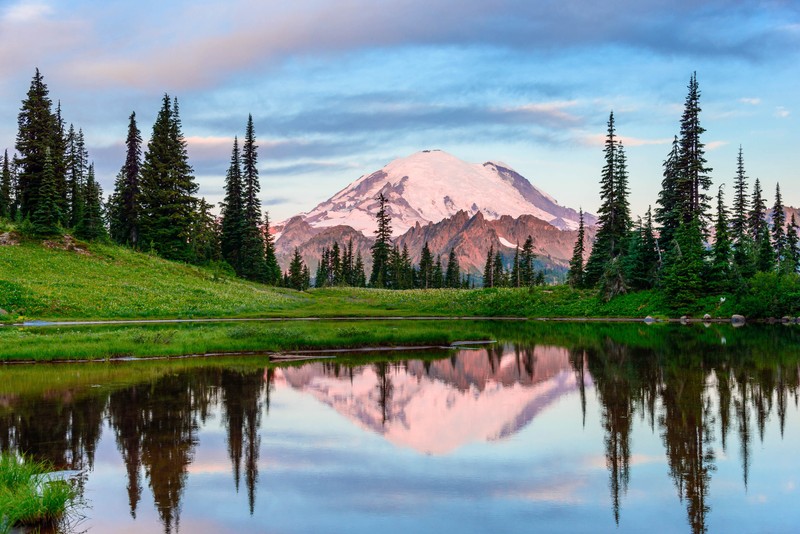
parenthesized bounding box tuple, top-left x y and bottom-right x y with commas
(498, 236, 517, 249)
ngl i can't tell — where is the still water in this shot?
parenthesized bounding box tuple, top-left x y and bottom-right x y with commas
(2, 322, 800, 533)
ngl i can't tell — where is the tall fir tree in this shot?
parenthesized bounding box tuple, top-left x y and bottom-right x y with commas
(67, 128, 89, 228)
(483, 245, 495, 288)
(748, 177, 766, 241)
(624, 208, 659, 291)
(584, 112, 631, 287)
(240, 115, 267, 281)
(567, 209, 586, 287)
(0, 150, 12, 219)
(709, 186, 732, 291)
(31, 148, 61, 236)
(676, 72, 712, 227)
(138, 95, 198, 262)
(510, 244, 521, 287)
(492, 251, 505, 288)
(655, 136, 681, 247)
(75, 163, 106, 241)
(771, 183, 786, 262)
(263, 212, 281, 285)
(109, 112, 142, 246)
(369, 193, 392, 288)
(191, 197, 221, 264)
(418, 241, 434, 288)
(661, 216, 706, 310)
(287, 248, 307, 290)
(220, 137, 246, 274)
(15, 68, 57, 219)
(755, 223, 774, 273)
(731, 146, 749, 243)
(520, 235, 536, 286)
(52, 102, 68, 226)
(783, 214, 800, 274)
(445, 248, 461, 288)
(433, 254, 445, 289)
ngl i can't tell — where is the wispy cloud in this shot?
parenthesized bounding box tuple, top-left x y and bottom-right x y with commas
(581, 134, 672, 147)
(739, 97, 761, 105)
(2, 1, 52, 22)
(775, 106, 791, 118)
(706, 140, 728, 151)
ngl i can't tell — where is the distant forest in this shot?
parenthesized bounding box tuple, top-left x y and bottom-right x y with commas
(2, 70, 799, 310)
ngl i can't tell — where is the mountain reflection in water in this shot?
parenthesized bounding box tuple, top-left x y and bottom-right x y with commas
(0, 326, 799, 533)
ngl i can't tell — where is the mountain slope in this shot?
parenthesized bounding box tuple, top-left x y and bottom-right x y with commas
(290, 150, 595, 236)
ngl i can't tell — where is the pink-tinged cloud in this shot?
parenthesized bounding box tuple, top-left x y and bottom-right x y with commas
(706, 140, 728, 151)
(3, 1, 52, 22)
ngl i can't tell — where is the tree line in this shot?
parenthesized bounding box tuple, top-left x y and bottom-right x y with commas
(568, 72, 800, 308)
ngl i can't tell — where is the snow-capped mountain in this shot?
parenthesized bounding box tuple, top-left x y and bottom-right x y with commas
(287, 150, 594, 237)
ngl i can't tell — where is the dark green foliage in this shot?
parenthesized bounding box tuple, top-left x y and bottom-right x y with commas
(510, 244, 521, 287)
(661, 217, 706, 310)
(0, 150, 12, 219)
(676, 72, 712, 227)
(492, 251, 506, 288)
(755, 224, 774, 273)
(75, 164, 107, 241)
(30, 148, 61, 236)
(731, 146, 749, 243)
(138, 95, 198, 263)
(709, 186, 732, 291)
(520, 235, 536, 286)
(287, 248, 309, 290)
(771, 183, 785, 262)
(567, 210, 586, 288)
(585, 112, 632, 287)
(15, 69, 57, 219)
(220, 137, 246, 274)
(418, 241, 434, 289)
(433, 254, 445, 289)
(748, 177, 766, 241)
(655, 136, 681, 247)
(737, 272, 800, 319)
(783, 215, 800, 274)
(369, 193, 392, 288)
(239, 115, 266, 281)
(353, 251, 367, 287)
(191, 197, 221, 264)
(483, 245, 494, 288)
(263, 212, 281, 285)
(52, 103, 69, 227)
(66, 127, 88, 228)
(624, 208, 659, 291)
(108, 112, 142, 247)
(445, 249, 460, 288)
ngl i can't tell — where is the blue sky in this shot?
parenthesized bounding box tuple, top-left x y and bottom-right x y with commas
(1, 0, 799, 222)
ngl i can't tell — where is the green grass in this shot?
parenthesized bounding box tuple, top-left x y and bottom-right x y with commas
(0, 231, 768, 323)
(0, 320, 497, 361)
(0, 453, 77, 534)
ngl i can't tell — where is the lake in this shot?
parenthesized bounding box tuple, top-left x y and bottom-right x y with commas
(1, 321, 799, 533)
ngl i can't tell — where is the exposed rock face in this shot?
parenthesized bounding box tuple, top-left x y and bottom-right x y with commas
(276, 209, 594, 277)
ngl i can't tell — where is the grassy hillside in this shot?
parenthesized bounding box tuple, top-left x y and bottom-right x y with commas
(0, 232, 743, 321)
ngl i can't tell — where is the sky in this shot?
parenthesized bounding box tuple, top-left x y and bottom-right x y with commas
(1, 0, 799, 222)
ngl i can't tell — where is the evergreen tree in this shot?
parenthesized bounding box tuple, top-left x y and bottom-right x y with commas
(315, 247, 330, 288)
(353, 252, 367, 287)
(288, 248, 307, 290)
(418, 241, 434, 288)
(190, 197, 221, 264)
(567, 210, 586, 288)
(771, 183, 786, 262)
(67, 128, 89, 228)
(510, 244, 521, 288)
(75, 163, 106, 240)
(220, 137, 246, 274)
(369, 193, 392, 288)
(676, 72, 712, 227)
(15, 68, 57, 219)
(624, 208, 659, 290)
(492, 251, 505, 288)
(731, 146, 749, 242)
(240, 115, 266, 281)
(709, 186, 732, 291)
(655, 136, 681, 247)
(138, 94, 198, 262)
(755, 223, 774, 273)
(433, 254, 444, 289)
(0, 150, 12, 219)
(661, 217, 705, 311)
(52, 102, 68, 226)
(483, 245, 495, 288)
(108, 112, 142, 246)
(520, 235, 536, 285)
(263, 212, 281, 285)
(584, 112, 631, 287)
(748, 177, 766, 241)
(445, 248, 461, 288)
(783, 214, 800, 274)
(31, 148, 61, 236)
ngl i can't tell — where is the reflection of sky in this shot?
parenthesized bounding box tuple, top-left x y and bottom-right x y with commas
(73, 352, 800, 533)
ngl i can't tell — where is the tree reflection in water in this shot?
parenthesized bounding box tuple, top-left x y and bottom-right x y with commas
(0, 324, 798, 533)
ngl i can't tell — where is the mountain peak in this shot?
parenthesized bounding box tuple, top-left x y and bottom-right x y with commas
(289, 151, 594, 237)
